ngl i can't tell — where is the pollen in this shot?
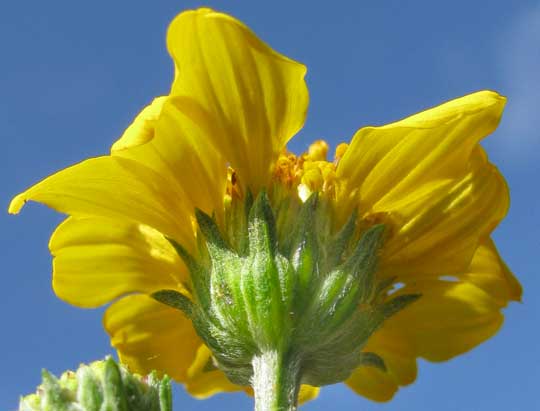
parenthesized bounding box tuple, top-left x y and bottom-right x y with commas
(272, 140, 347, 202)
(225, 167, 243, 201)
(307, 140, 329, 161)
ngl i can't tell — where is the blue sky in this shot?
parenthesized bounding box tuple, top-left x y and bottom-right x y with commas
(1, 1, 538, 410)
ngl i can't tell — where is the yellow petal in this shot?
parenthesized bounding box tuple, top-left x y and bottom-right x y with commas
(460, 237, 522, 305)
(346, 366, 397, 402)
(108, 297, 250, 399)
(338, 90, 505, 211)
(390, 280, 503, 362)
(166, 8, 309, 190)
(348, 240, 518, 400)
(335, 92, 509, 275)
(112, 97, 227, 219)
(50, 217, 188, 308)
(297, 385, 320, 404)
(345, 326, 415, 402)
(9, 156, 194, 246)
(365, 331, 417, 386)
(380, 146, 509, 276)
(103, 294, 201, 382)
(111, 97, 168, 152)
(183, 344, 320, 401)
(184, 343, 320, 401)
(185, 345, 244, 398)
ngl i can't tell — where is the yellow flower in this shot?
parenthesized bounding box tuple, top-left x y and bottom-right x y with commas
(10, 7, 521, 404)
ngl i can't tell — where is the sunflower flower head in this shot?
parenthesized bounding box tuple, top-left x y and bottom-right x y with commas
(10, 7, 521, 410)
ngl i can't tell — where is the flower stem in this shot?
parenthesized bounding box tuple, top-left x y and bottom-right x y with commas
(252, 350, 301, 411)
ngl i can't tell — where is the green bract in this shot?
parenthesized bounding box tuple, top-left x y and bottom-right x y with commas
(19, 357, 172, 411)
(152, 193, 419, 389)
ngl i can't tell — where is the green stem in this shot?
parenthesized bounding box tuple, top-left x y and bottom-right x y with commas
(252, 350, 301, 411)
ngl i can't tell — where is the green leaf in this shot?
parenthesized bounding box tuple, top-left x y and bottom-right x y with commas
(41, 370, 68, 411)
(378, 293, 421, 319)
(195, 208, 229, 252)
(158, 376, 172, 411)
(166, 237, 211, 312)
(152, 290, 194, 318)
(248, 191, 277, 256)
(357, 352, 387, 371)
(77, 367, 102, 411)
(290, 194, 319, 299)
(102, 357, 128, 411)
(342, 224, 386, 303)
(326, 210, 357, 269)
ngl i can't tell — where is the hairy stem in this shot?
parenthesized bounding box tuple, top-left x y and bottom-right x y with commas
(252, 350, 301, 411)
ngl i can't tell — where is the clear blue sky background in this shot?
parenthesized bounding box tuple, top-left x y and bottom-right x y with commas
(1, 1, 538, 410)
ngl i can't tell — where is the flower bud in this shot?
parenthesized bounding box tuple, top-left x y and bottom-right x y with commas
(18, 357, 172, 411)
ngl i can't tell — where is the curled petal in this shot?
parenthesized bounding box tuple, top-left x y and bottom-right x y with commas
(336, 92, 507, 267)
(459, 238, 522, 305)
(167, 8, 309, 190)
(381, 147, 509, 276)
(111, 97, 168, 152)
(112, 97, 228, 219)
(337, 90, 505, 210)
(335, 91, 509, 275)
(9, 156, 195, 247)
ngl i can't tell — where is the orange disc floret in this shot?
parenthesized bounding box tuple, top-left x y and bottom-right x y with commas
(272, 141, 340, 201)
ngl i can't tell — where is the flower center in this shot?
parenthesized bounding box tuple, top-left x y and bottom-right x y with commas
(272, 140, 349, 202)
